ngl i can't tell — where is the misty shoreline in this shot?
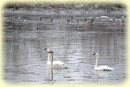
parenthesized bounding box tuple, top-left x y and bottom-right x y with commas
(4, 3, 125, 16)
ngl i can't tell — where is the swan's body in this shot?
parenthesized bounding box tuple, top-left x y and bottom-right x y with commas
(47, 61, 65, 69)
(44, 48, 67, 69)
(93, 53, 114, 71)
(47, 61, 64, 65)
(94, 65, 113, 71)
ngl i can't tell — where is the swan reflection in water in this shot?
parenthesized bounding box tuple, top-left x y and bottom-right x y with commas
(47, 65, 64, 82)
(47, 66, 53, 81)
(95, 71, 98, 83)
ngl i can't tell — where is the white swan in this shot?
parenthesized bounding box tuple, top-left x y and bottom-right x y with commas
(44, 48, 67, 69)
(93, 52, 114, 71)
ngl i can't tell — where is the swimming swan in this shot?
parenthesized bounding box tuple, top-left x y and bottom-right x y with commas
(93, 52, 114, 71)
(44, 48, 67, 69)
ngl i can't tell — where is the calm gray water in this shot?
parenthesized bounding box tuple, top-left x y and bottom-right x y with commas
(3, 14, 126, 84)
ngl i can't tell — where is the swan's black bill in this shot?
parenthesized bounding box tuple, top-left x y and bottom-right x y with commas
(93, 53, 96, 55)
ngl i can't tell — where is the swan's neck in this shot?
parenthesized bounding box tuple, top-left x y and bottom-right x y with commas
(51, 53, 53, 66)
(95, 54, 98, 68)
(47, 52, 53, 66)
(47, 48, 50, 62)
(48, 53, 50, 62)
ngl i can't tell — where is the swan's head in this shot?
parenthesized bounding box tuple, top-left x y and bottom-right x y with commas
(93, 52, 98, 56)
(44, 48, 50, 52)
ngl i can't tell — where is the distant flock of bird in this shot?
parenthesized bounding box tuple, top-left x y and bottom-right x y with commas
(5, 15, 125, 26)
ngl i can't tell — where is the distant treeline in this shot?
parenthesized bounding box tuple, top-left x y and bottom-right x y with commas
(5, 3, 125, 10)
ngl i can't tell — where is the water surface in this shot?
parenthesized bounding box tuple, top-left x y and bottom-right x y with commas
(3, 14, 126, 84)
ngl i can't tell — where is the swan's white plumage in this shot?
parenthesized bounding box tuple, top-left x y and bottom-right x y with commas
(47, 61, 64, 65)
(93, 52, 114, 71)
(95, 65, 114, 71)
(44, 48, 67, 69)
(47, 61, 65, 69)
